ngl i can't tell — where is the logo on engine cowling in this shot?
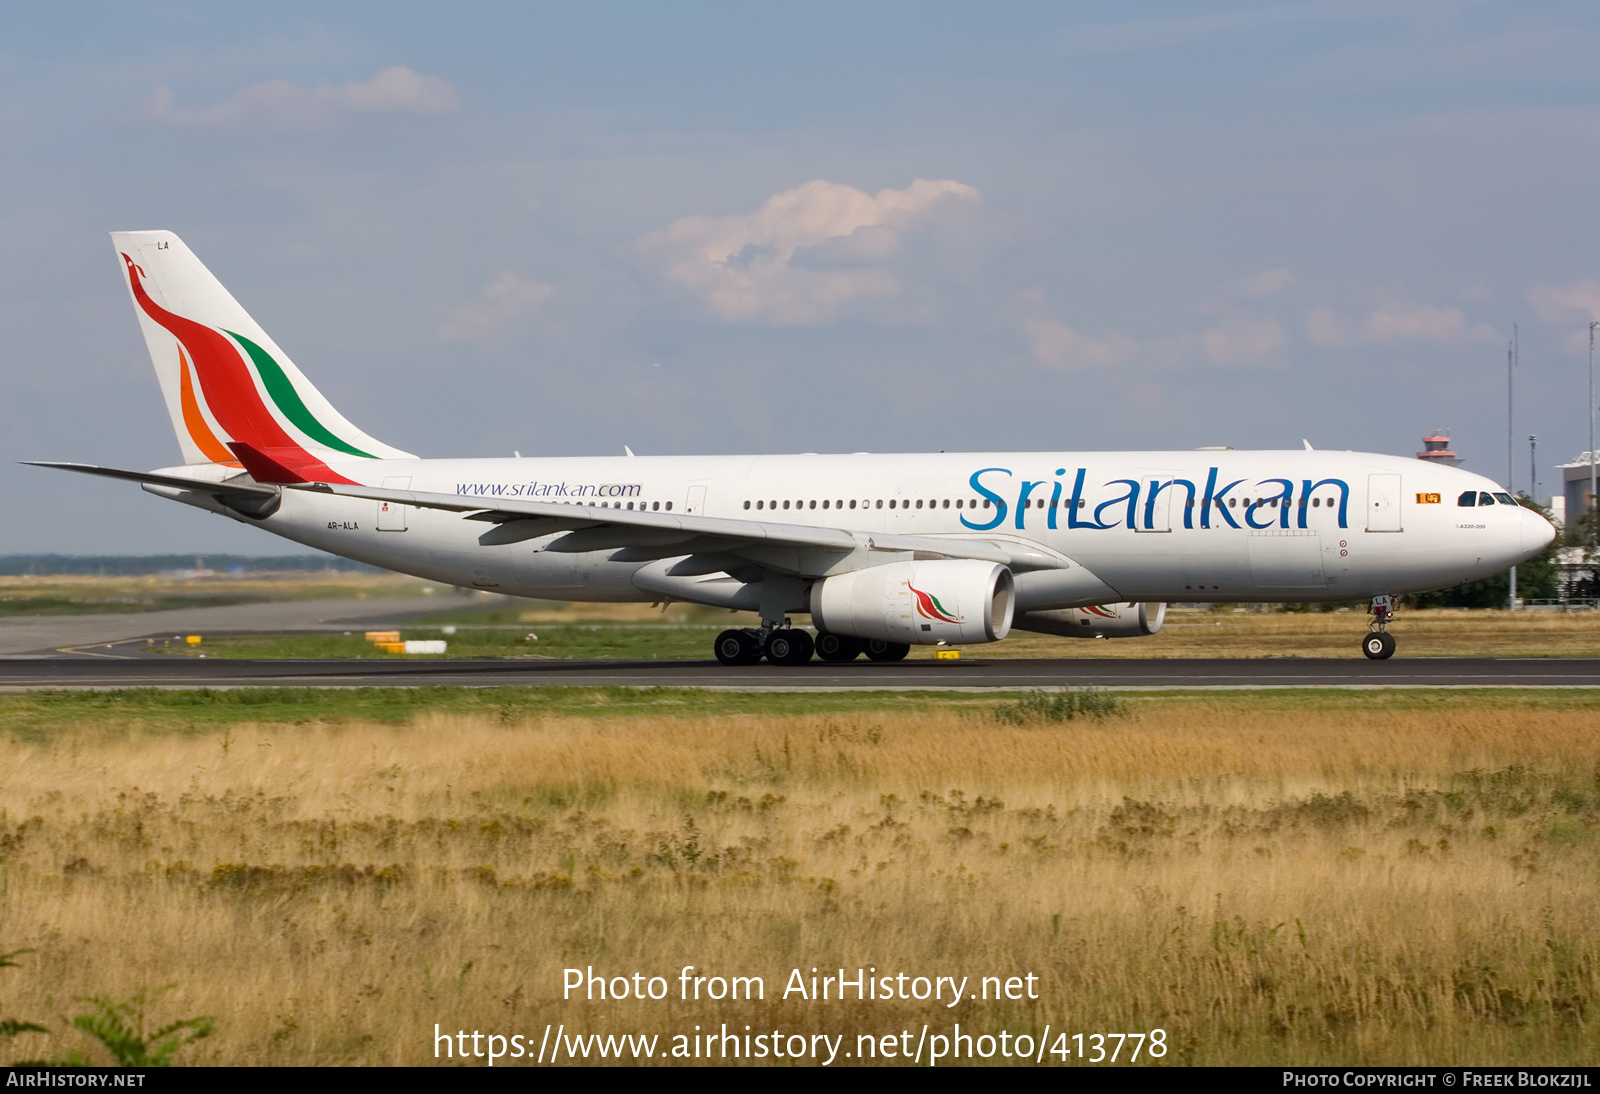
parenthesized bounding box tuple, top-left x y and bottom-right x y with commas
(908, 582, 962, 624)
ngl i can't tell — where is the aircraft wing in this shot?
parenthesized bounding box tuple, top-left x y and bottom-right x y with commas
(290, 480, 1037, 567)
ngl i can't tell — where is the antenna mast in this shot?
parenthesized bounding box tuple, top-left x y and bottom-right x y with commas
(1507, 326, 1517, 493)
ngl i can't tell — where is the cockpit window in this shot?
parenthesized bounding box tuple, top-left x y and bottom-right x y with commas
(1479, 492, 1496, 506)
(1493, 492, 1516, 505)
(1458, 491, 1477, 507)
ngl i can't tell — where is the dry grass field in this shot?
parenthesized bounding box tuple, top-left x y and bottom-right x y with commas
(2, 688, 1599, 1066)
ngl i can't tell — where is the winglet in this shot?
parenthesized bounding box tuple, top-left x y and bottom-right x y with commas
(1303, 439, 1314, 451)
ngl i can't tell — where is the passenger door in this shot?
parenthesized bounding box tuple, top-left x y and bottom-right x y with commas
(1137, 475, 1171, 532)
(1367, 474, 1402, 532)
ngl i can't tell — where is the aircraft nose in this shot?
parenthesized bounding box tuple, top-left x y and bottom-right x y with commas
(1522, 507, 1557, 554)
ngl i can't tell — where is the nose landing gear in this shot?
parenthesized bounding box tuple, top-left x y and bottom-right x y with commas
(1362, 596, 1397, 660)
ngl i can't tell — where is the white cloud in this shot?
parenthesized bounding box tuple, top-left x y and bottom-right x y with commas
(634, 178, 982, 324)
(144, 67, 460, 130)
(1012, 289, 1137, 371)
(1529, 279, 1600, 324)
(437, 273, 554, 344)
(1305, 297, 1498, 348)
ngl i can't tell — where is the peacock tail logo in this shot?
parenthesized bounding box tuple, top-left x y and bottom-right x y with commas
(121, 252, 369, 483)
(907, 582, 962, 624)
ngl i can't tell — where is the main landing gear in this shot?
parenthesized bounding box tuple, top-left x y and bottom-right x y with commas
(712, 626, 812, 666)
(712, 627, 910, 666)
(1362, 595, 1397, 660)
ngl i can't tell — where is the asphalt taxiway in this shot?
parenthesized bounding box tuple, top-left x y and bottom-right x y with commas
(0, 596, 465, 657)
(1, 654, 1596, 690)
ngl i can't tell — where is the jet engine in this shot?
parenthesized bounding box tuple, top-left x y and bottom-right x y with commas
(1013, 602, 1166, 639)
(810, 559, 1014, 645)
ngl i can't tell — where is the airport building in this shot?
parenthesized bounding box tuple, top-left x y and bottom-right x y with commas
(1559, 452, 1597, 527)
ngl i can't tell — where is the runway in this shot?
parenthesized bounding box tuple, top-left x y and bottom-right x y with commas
(1, 654, 1597, 690)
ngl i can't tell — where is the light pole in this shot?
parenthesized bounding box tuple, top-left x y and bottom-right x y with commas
(1530, 434, 1538, 502)
(1590, 319, 1597, 543)
(1508, 328, 1517, 609)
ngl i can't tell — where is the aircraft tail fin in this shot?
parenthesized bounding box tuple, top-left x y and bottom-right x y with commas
(111, 230, 415, 472)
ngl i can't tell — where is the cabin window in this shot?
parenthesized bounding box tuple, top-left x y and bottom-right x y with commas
(1312, 497, 1320, 507)
(955, 499, 963, 508)
(1228, 498, 1237, 507)
(982, 499, 990, 508)
(783, 500, 790, 510)
(626, 502, 634, 510)
(915, 499, 923, 509)
(743, 500, 751, 510)
(664, 502, 672, 510)
(942, 499, 950, 508)
(653, 502, 660, 511)
(1457, 491, 1476, 507)
(836, 500, 843, 509)
(849, 500, 857, 509)
(822, 499, 829, 509)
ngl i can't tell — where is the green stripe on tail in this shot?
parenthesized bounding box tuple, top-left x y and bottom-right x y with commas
(225, 330, 375, 459)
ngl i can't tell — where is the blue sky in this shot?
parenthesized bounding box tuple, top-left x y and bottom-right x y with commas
(5, 2, 1600, 551)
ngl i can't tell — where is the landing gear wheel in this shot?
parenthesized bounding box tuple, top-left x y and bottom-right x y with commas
(1362, 631, 1396, 660)
(714, 629, 762, 666)
(814, 632, 863, 662)
(765, 628, 815, 666)
(863, 639, 910, 663)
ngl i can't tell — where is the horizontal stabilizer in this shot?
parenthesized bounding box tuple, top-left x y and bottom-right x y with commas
(22, 460, 278, 497)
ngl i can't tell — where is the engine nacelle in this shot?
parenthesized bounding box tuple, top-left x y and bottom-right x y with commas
(810, 560, 1015, 645)
(1013, 602, 1166, 639)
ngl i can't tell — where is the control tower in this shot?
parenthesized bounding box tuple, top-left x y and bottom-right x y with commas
(1416, 430, 1462, 467)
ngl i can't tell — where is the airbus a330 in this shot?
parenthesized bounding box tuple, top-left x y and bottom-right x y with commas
(29, 232, 1556, 664)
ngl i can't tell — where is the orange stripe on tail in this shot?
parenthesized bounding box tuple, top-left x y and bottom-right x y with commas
(178, 348, 242, 466)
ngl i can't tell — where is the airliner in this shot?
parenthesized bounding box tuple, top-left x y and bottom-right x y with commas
(29, 231, 1555, 663)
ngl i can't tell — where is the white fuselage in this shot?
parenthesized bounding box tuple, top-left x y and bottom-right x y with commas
(150, 449, 1553, 612)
